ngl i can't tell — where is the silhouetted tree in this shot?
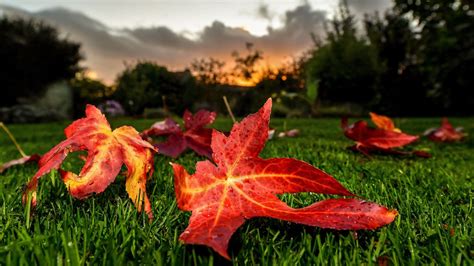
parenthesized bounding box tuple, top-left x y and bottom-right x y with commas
(70, 73, 112, 117)
(0, 17, 82, 106)
(231, 43, 264, 84)
(394, 0, 474, 115)
(364, 11, 430, 115)
(305, 2, 380, 107)
(113, 62, 196, 115)
(191, 57, 228, 86)
(241, 60, 308, 117)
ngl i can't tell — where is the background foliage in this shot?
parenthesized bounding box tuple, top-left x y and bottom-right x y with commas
(0, 17, 81, 107)
(113, 62, 197, 116)
(0, 1, 473, 118)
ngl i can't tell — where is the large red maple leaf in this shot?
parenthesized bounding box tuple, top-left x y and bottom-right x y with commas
(172, 99, 398, 259)
(142, 110, 216, 158)
(23, 105, 157, 219)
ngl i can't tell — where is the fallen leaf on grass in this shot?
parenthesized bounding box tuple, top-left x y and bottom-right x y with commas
(142, 110, 216, 158)
(267, 128, 276, 140)
(0, 154, 41, 174)
(277, 129, 300, 138)
(341, 117, 429, 157)
(449, 227, 456, 237)
(425, 118, 466, 142)
(172, 99, 398, 259)
(442, 224, 456, 237)
(377, 256, 390, 266)
(23, 105, 156, 220)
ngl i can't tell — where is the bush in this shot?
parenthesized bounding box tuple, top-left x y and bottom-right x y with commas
(70, 75, 112, 117)
(305, 3, 380, 109)
(113, 62, 197, 115)
(0, 17, 81, 107)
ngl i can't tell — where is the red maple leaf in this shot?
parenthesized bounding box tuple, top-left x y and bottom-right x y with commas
(142, 110, 216, 158)
(23, 105, 157, 219)
(277, 128, 300, 138)
(341, 117, 429, 157)
(172, 99, 398, 259)
(425, 118, 466, 142)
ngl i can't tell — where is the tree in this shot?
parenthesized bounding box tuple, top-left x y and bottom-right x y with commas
(244, 61, 308, 117)
(0, 17, 82, 106)
(70, 73, 112, 117)
(231, 43, 264, 85)
(305, 2, 380, 107)
(364, 11, 430, 115)
(190, 57, 228, 86)
(113, 62, 197, 115)
(394, 0, 474, 115)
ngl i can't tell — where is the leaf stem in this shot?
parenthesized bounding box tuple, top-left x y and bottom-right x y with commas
(222, 96, 236, 123)
(0, 122, 27, 157)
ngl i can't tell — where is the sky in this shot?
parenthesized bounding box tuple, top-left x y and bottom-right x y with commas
(3, 0, 339, 36)
(1, 0, 392, 83)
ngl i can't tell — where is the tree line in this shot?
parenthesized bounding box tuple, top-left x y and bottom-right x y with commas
(1, 0, 472, 117)
(306, 0, 473, 116)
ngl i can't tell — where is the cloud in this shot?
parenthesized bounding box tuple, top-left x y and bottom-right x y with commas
(259, 4, 326, 53)
(346, 0, 392, 17)
(128, 26, 195, 50)
(1, 3, 329, 83)
(257, 3, 274, 22)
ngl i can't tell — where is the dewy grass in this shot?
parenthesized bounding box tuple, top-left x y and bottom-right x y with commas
(0, 118, 472, 265)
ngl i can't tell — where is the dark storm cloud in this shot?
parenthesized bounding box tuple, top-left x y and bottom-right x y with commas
(0, 3, 328, 82)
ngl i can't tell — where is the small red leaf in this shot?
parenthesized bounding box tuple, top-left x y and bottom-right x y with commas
(342, 116, 427, 157)
(23, 105, 156, 219)
(0, 154, 41, 174)
(277, 129, 300, 138)
(173, 99, 397, 259)
(141, 118, 181, 138)
(343, 120, 418, 149)
(425, 118, 466, 142)
(183, 110, 216, 130)
(142, 110, 216, 158)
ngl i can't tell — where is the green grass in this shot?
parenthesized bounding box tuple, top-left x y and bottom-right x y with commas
(0, 117, 473, 265)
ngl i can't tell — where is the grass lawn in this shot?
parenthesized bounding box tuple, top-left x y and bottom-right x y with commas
(0, 117, 472, 265)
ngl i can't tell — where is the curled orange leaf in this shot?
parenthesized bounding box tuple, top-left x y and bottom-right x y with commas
(23, 105, 156, 219)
